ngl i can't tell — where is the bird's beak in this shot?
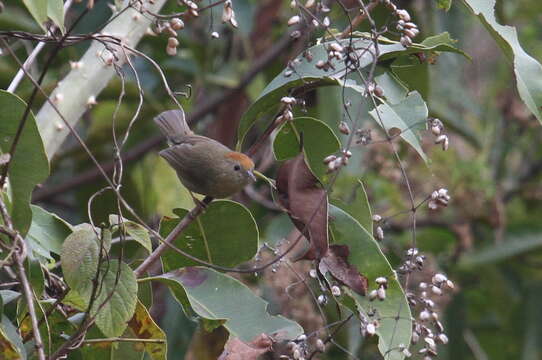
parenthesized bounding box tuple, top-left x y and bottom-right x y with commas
(247, 170, 257, 182)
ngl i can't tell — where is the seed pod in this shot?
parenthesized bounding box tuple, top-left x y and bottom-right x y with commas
(166, 45, 177, 56)
(288, 15, 301, 26)
(281, 96, 296, 105)
(396, 9, 411, 22)
(170, 18, 185, 30)
(168, 37, 179, 48)
(435, 134, 447, 144)
(375, 277, 388, 286)
(368, 289, 378, 301)
(305, 0, 315, 8)
(373, 85, 385, 97)
(329, 43, 344, 53)
(323, 155, 337, 165)
(377, 287, 386, 300)
(442, 136, 449, 151)
(375, 226, 384, 241)
(400, 36, 412, 47)
(339, 121, 350, 135)
(315, 338, 325, 352)
(404, 22, 418, 29)
(404, 28, 417, 39)
(323, 16, 330, 27)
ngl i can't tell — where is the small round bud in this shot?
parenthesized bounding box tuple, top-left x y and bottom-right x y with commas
(372, 214, 382, 222)
(170, 18, 185, 30)
(168, 37, 179, 48)
(431, 285, 443, 296)
(339, 121, 351, 135)
(375, 226, 384, 241)
(377, 287, 386, 300)
(369, 289, 378, 301)
(288, 15, 301, 26)
(315, 338, 325, 352)
(366, 323, 376, 336)
(331, 286, 341, 297)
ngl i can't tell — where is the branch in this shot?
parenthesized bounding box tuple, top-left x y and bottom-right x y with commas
(133, 196, 212, 277)
(33, 32, 295, 202)
(0, 197, 45, 360)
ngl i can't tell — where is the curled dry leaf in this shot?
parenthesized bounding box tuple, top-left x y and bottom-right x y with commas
(276, 153, 328, 260)
(321, 244, 368, 295)
(218, 334, 273, 360)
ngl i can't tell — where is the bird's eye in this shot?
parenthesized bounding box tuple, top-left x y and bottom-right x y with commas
(234, 165, 241, 171)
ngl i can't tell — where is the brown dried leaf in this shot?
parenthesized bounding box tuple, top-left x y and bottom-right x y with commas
(218, 334, 273, 360)
(276, 153, 328, 260)
(321, 244, 368, 295)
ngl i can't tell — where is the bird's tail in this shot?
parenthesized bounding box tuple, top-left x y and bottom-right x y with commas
(153, 109, 194, 144)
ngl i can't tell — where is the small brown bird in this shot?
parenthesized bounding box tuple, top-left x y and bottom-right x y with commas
(154, 109, 256, 198)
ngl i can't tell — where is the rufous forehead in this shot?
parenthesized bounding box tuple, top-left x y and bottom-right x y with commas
(226, 152, 254, 170)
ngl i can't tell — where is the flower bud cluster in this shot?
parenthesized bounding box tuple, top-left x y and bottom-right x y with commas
(355, 128, 372, 145)
(428, 188, 451, 210)
(427, 118, 449, 151)
(368, 276, 388, 301)
(323, 149, 352, 173)
(222, 0, 238, 28)
(408, 272, 454, 358)
(286, 334, 308, 360)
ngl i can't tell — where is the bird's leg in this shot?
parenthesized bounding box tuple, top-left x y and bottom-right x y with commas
(189, 191, 208, 210)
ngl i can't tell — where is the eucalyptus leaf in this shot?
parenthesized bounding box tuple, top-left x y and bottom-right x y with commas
(144, 267, 303, 343)
(463, 0, 542, 124)
(329, 205, 411, 360)
(0, 90, 49, 236)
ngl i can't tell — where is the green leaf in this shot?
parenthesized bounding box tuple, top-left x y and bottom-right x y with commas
(463, 0, 542, 124)
(0, 90, 49, 236)
(380, 32, 471, 61)
(26, 258, 44, 298)
(369, 92, 428, 163)
(109, 215, 152, 254)
(161, 200, 258, 271)
(61, 228, 100, 290)
(273, 117, 341, 181)
(67, 260, 138, 338)
(0, 316, 26, 360)
(127, 301, 167, 360)
(47, 0, 64, 32)
(458, 233, 542, 268)
(21, 0, 47, 29)
(25, 205, 72, 260)
(144, 267, 304, 342)
(437, 0, 452, 11)
(0, 290, 20, 306)
(329, 205, 411, 360)
(237, 34, 467, 150)
(334, 180, 373, 234)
